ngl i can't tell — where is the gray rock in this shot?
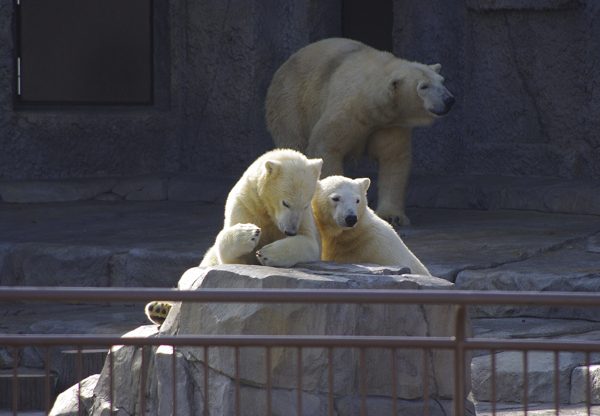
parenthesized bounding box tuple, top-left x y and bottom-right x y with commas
(571, 364, 600, 404)
(0, 179, 118, 203)
(49, 374, 99, 416)
(112, 176, 168, 201)
(62, 264, 473, 416)
(456, 242, 600, 320)
(472, 351, 590, 403)
(588, 234, 600, 254)
(2, 243, 112, 287)
(167, 174, 235, 204)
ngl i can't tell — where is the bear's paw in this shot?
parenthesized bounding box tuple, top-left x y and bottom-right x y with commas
(145, 301, 173, 326)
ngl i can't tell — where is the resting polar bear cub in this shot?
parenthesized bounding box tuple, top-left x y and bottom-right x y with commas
(312, 175, 430, 276)
(266, 38, 455, 226)
(200, 148, 322, 268)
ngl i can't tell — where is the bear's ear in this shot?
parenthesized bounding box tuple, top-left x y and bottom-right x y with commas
(310, 158, 323, 178)
(355, 178, 371, 193)
(430, 64, 442, 74)
(264, 160, 281, 177)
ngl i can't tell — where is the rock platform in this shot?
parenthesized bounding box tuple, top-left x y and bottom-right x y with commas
(0, 174, 599, 415)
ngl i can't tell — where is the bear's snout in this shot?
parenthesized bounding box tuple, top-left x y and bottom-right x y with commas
(345, 215, 358, 227)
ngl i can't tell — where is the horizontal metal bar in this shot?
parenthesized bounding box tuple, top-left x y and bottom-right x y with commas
(0, 334, 456, 348)
(1, 287, 600, 307)
(1, 334, 599, 352)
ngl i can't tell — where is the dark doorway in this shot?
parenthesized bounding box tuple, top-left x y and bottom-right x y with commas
(17, 0, 153, 105)
(341, 0, 393, 53)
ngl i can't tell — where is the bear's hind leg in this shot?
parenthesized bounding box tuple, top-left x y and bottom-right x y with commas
(367, 126, 412, 226)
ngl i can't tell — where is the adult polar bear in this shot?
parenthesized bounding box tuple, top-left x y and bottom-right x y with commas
(200, 148, 323, 268)
(266, 38, 455, 226)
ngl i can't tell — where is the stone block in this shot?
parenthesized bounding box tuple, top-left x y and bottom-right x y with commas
(570, 364, 600, 404)
(0, 179, 118, 203)
(112, 176, 168, 201)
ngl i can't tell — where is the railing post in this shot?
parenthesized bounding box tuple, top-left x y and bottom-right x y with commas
(454, 305, 467, 416)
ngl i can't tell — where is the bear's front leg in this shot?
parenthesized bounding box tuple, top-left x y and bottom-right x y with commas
(215, 223, 262, 264)
(367, 126, 413, 226)
(256, 235, 319, 267)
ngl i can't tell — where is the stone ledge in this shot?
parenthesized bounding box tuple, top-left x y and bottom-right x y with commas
(466, 0, 584, 11)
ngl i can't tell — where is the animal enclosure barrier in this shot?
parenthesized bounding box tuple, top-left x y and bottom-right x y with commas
(1, 287, 600, 415)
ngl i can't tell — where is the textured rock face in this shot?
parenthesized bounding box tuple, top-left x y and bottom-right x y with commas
(52, 263, 473, 416)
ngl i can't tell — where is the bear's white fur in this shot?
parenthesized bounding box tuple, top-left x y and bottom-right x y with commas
(312, 175, 430, 275)
(266, 38, 455, 226)
(200, 149, 323, 268)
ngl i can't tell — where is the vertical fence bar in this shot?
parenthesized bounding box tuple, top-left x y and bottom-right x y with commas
(110, 346, 115, 416)
(266, 347, 272, 416)
(360, 348, 366, 416)
(235, 346, 241, 416)
(554, 351, 559, 416)
(423, 348, 429, 416)
(204, 346, 210, 416)
(45, 346, 51, 414)
(586, 351, 591, 416)
(12, 346, 17, 416)
(523, 351, 528, 415)
(297, 347, 303, 416)
(141, 346, 146, 416)
(453, 306, 467, 416)
(172, 346, 177, 416)
(491, 350, 496, 416)
(78, 345, 83, 416)
(329, 347, 334, 416)
(392, 348, 397, 416)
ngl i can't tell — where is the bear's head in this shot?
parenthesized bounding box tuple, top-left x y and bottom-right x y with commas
(259, 155, 323, 236)
(387, 62, 455, 126)
(313, 176, 370, 231)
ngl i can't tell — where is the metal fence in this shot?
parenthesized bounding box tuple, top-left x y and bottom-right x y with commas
(1, 287, 600, 416)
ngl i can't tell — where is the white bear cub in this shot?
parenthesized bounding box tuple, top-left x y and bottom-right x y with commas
(312, 175, 430, 275)
(200, 148, 323, 268)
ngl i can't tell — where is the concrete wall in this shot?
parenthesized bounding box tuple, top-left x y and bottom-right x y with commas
(0, 0, 598, 182)
(397, 0, 599, 180)
(0, 0, 340, 180)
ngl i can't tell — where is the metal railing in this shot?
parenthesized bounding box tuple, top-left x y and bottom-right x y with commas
(1, 287, 600, 416)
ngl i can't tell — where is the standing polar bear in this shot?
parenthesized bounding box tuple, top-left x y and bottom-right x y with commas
(266, 38, 455, 226)
(200, 148, 323, 268)
(312, 175, 430, 276)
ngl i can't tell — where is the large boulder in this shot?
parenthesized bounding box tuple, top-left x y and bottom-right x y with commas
(53, 263, 473, 416)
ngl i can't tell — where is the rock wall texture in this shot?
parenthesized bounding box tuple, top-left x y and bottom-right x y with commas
(0, 0, 597, 182)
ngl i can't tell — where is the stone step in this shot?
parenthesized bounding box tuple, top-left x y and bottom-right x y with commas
(472, 349, 600, 405)
(0, 370, 55, 411)
(456, 239, 600, 321)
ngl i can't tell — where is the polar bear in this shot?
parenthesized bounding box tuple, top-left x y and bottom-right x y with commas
(312, 175, 430, 276)
(266, 38, 455, 226)
(145, 149, 323, 325)
(200, 148, 322, 268)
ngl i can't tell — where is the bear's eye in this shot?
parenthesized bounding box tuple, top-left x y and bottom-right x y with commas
(332, 196, 340, 202)
(420, 84, 429, 90)
(282, 201, 290, 208)
(356, 198, 360, 204)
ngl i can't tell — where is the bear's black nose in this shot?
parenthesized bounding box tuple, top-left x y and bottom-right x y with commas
(444, 96, 456, 109)
(345, 215, 358, 227)
(284, 230, 297, 236)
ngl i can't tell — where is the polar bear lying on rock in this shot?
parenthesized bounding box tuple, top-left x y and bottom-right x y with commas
(266, 38, 455, 226)
(312, 175, 430, 276)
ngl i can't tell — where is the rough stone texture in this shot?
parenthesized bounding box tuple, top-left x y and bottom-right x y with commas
(472, 351, 588, 403)
(456, 241, 600, 320)
(52, 264, 473, 416)
(395, 1, 600, 182)
(571, 365, 600, 404)
(49, 374, 98, 416)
